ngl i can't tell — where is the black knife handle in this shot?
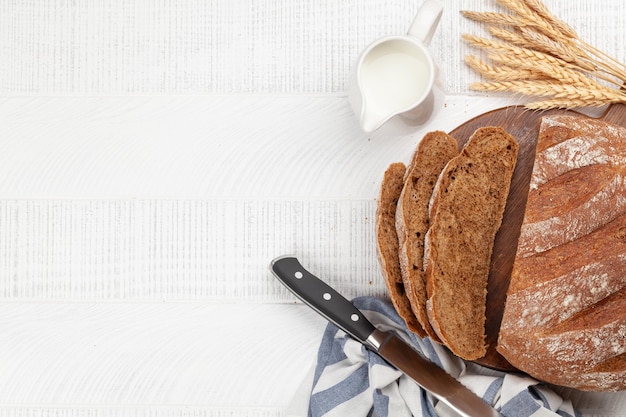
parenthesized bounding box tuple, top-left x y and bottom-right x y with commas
(270, 255, 376, 343)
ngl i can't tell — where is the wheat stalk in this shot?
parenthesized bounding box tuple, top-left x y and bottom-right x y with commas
(518, 0, 578, 38)
(465, 55, 548, 81)
(514, 28, 594, 70)
(525, 98, 615, 110)
(461, 0, 626, 109)
(463, 34, 578, 71)
(472, 80, 626, 109)
(495, 0, 559, 39)
(521, 0, 573, 32)
(472, 81, 623, 100)
(461, 10, 552, 34)
(486, 52, 599, 87)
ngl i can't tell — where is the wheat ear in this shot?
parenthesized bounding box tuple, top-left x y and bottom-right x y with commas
(520, 0, 578, 38)
(471, 81, 626, 103)
(462, 0, 626, 109)
(465, 55, 548, 81)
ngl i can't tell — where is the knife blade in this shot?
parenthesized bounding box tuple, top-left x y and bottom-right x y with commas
(270, 255, 502, 417)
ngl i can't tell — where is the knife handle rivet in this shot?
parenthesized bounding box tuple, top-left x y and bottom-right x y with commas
(295, 271, 303, 279)
(323, 292, 331, 300)
(351, 314, 359, 322)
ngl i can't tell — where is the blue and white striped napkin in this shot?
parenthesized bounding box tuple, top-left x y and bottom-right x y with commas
(299, 296, 579, 417)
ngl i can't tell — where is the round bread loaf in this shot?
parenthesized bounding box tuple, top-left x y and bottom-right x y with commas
(497, 114, 626, 391)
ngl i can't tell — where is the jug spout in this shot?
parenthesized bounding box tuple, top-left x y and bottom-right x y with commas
(360, 106, 393, 133)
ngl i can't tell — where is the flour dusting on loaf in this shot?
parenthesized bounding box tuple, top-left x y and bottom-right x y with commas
(497, 114, 626, 391)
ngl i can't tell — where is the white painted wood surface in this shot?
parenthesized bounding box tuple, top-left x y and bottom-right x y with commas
(0, 1, 625, 416)
(1, 0, 624, 96)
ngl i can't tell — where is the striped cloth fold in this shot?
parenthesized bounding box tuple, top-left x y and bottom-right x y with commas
(308, 297, 579, 417)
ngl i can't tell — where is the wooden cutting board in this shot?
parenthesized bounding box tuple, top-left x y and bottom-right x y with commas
(447, 103, 626, 371)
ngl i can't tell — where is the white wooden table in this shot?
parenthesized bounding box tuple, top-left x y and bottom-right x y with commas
(0, 1, 625, 416)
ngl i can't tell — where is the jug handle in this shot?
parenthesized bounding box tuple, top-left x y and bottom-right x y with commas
(407, 0, 443, 46)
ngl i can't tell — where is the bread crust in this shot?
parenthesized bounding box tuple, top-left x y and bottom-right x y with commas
(425, 127, 518, 360)
(376, 162, 423, 334)
(395, 131, 458, 341)
(497, 114, 626, 391)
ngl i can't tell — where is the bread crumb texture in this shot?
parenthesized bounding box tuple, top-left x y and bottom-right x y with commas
(396, 131, 459, 341)
(376, 162, 425, 335)
(426, 127, 518, 361)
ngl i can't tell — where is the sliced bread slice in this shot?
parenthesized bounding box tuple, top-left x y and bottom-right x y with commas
(376, 162, 423, 334)
(425, 126, 518, 360)
(396, 131, 459, 341)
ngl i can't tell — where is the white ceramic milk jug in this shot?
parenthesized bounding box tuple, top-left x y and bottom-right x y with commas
(349, 0, 443, 133)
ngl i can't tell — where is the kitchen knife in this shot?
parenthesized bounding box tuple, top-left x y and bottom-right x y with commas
(270, 255, 503, 417)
